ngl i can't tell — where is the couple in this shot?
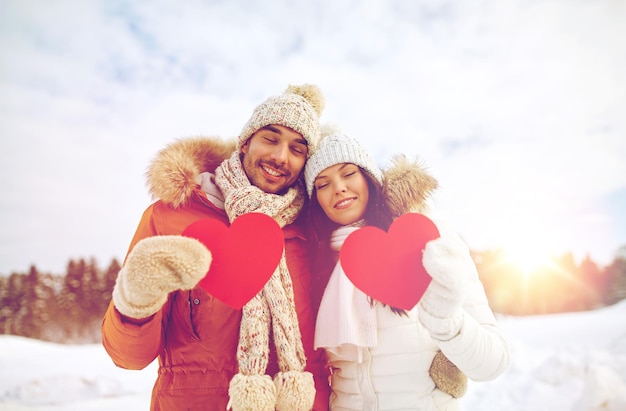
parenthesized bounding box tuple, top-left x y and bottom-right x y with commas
(101, 84, 510, 411)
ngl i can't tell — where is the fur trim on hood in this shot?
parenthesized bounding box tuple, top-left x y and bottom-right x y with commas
(382, 154, 438, 217)
(146, 136, 438, 214)
(146, 136, 237, 209)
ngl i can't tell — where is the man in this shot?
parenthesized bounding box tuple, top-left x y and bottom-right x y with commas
(101, 84, 329, 411)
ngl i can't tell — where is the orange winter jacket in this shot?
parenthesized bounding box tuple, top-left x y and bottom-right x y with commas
(101, 137, 329, 411)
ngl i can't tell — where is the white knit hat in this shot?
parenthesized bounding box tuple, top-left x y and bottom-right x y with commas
(304, 124, 383, 197)
(238, 84, 325, 157)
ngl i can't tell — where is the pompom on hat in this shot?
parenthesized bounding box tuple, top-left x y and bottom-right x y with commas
(238, 84, 325, 157)
(304, 123, 383, 197)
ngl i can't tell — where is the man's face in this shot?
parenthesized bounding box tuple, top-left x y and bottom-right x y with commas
(241, 125, 308, 194)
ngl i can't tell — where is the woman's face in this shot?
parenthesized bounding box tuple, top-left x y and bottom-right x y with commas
(314, 163, 370, 226)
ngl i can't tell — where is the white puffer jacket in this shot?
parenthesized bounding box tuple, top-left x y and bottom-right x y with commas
(317, 156, 510, 410)
(325, 274, 508, 411)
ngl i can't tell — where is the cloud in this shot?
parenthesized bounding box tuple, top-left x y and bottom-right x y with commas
(0, 0, 625, 273)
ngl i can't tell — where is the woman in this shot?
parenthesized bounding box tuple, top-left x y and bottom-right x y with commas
(304, 125, 510, 410)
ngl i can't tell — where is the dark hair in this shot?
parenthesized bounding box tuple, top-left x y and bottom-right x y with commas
(309, 169, 391, 248)
(308, 166, 407, 315)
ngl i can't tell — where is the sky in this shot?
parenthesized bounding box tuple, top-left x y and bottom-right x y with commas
(1, 301, 625, 410)
(1, 0, 625, 275)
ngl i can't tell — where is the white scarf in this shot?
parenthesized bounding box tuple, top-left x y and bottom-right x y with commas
(314, 224, 378, 363)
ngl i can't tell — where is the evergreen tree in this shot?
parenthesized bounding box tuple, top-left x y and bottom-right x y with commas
(605, 250, 626, 305)
(4, 274, 26, 336)
(102, 258, 121, 310)
(80, 258, 100, 323)
(0, 275, 11, 334)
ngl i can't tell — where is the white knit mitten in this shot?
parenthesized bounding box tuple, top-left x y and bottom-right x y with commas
(418, 228, 476, 340)
(112, 236, 212, 319)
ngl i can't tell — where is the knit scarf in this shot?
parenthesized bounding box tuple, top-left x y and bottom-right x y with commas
(314, 223, 378, 364)
(215, 152, 315, 411)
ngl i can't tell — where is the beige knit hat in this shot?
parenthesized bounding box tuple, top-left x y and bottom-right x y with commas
(238, 84, 325, 157)
(304, 123, 383, 197)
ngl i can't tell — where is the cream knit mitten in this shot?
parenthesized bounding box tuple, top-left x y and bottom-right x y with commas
(418, 228, 476, 340)
(112, 236, 212, 319)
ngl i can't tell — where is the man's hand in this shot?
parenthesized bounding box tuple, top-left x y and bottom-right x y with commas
(112, 236, 212, 319)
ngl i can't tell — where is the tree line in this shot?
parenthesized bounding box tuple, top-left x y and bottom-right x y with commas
(0, 258, 120, 344)
(1, 249, 625, 344)
(475, 248, 626, 315)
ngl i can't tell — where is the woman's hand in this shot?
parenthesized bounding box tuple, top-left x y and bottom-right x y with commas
(418, 226, 477, 340)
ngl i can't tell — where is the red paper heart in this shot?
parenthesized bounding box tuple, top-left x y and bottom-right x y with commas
(339, 213, 440, 310)
(182, 213, 284, 309)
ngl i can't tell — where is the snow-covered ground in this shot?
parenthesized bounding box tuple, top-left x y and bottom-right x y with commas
(1, 301, 626, 411)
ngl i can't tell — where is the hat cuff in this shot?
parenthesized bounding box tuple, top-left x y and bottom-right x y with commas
(304, 138, 383, 197)
(238, 94, 320, 156)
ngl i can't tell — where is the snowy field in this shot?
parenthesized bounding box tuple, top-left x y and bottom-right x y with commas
(1, 301, 626, 411)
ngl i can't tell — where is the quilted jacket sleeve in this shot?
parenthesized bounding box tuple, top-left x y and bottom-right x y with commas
(101, 299, 167, 369)
(101, 204, 167, 370)
(435, 277, 510, 381)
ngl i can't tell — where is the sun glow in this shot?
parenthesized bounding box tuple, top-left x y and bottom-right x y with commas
(502, 244, 558, 277)
(496, 219, 563, 277)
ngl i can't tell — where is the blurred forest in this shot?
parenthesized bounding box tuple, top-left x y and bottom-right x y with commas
(474, 248, 626, 315)
(1, 249, 625, 344)
(0, 258, 120, 344)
